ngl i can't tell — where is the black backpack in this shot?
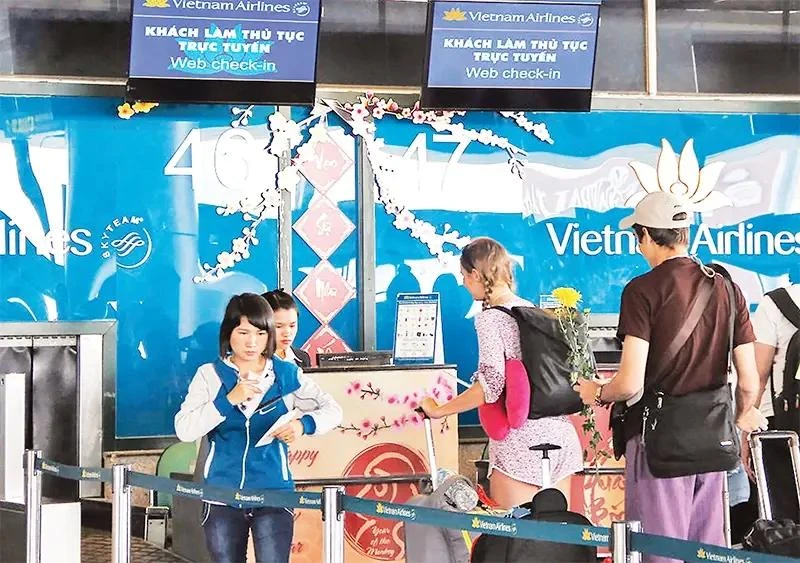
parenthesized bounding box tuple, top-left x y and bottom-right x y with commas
(471, 489, 596, 563)
(492, 306, 585, 419)
(766, 288, 800, 432)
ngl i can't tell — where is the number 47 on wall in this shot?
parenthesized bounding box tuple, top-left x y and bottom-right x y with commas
(402, 133, 472, 191)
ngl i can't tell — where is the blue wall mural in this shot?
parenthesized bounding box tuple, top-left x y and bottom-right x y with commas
(0, 95, 797, 437)
(368, 109, 799, 425)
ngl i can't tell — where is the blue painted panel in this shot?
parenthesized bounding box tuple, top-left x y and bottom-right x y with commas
(372, 111, 800, 425)
(0, 96, 284, 437)
(0, 95, 797, 436)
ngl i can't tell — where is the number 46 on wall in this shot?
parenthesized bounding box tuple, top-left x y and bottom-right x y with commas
(164, 128, 274, 191)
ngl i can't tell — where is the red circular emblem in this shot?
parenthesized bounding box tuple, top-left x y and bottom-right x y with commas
(342, 443, 428, 561)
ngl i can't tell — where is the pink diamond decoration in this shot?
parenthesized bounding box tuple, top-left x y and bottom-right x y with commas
(293, 197, 355, 259)
(297, 138, 353, 194)
(302, 325, 351, 366)
(294, 261, 355, 324)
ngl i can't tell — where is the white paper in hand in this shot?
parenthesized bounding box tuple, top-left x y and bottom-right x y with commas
(255, 409, 301, 447)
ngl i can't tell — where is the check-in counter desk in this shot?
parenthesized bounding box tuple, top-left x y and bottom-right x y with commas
(288, 363, 460, 563)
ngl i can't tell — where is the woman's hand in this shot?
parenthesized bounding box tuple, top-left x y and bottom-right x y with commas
(420, 398, 443, 419)
(270, 419, 304, 444)
(573, 378, 601, 406)
(227, 380, 261, 406)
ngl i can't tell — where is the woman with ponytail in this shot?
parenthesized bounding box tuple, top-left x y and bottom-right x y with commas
(421, 237, 582, 508)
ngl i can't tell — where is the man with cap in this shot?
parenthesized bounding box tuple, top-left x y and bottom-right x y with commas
(575, 192, 767, 561)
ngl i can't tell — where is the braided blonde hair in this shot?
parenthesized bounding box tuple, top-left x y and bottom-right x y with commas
(459, 237, 515, 309)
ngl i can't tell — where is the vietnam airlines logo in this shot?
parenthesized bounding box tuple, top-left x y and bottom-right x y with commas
(41, 462, 59, 474)
(81, 469, 101, 480)
(628, 139, 731, 212)
(234, 492, 265, 503)
(471, 516, 518, 535)
(298, 495, 321, 507)
(374, 502, 416, 520)
(442, 7, 466, 21)
(581, 528, 609, 544)
(143, 0, 169, 7)
(694, 546, 751, 562)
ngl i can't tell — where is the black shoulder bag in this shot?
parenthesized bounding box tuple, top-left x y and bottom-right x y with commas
(639, 277, 740, 478)
(610, 278, 715, 459)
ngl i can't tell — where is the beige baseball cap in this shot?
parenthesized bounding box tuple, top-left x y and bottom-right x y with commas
(619, 192, 692, 230)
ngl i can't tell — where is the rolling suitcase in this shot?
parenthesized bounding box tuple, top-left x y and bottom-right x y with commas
(743, 430, 800, 556)
(405, 409, 480, 563)
(749, 430, 800, 521)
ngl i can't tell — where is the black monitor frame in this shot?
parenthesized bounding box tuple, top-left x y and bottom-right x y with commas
(124, 0, 322, 106)
(420, 0, 601, 112)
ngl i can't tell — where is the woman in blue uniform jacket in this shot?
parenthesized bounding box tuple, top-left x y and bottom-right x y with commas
(262, 289, 312, 368)
(175, 293, 342, 563)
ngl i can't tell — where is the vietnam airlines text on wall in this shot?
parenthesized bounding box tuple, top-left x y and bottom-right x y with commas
(548, 222, 800, 256)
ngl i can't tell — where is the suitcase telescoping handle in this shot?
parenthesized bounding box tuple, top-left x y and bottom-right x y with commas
(529, 443, 562, 489)
(415, 407, 439, 490)
(748, 430, 800, 521)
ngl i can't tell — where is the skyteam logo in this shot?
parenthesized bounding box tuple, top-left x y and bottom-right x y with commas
(578, 13, 595, 27)
(101, 216, 152, 269)
(292, 2, 311, 16)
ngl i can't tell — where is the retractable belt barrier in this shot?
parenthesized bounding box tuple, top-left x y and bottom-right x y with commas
(25, 454, 799, 563)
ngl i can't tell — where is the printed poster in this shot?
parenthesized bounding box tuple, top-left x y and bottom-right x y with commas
(249, 366, 459, 563)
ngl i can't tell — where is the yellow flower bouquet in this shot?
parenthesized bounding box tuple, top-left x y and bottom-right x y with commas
(551, 287, 607, 463)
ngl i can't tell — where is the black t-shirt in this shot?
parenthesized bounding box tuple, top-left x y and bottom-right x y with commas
(617, 257, 754, 395)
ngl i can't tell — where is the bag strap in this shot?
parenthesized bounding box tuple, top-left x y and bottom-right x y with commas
(723, 279, 736, 377)
(649, 276, 715, 387)
(766, 288, 800, 398)
(767, 288, 800, 329)
(489, 305, 514, 318)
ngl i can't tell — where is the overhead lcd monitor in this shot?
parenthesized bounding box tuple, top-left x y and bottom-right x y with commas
(126, 0, 322, 105)
(421, 0, 601, 112)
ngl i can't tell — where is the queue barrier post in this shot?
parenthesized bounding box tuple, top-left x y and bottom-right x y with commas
(112, 464, 132, 563)
(322, 485, 345, 563)
(612, 520, 642, 563)
(24, 449, 42, 563)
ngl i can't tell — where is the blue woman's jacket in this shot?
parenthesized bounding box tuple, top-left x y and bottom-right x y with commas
(175, 357, 342, 491)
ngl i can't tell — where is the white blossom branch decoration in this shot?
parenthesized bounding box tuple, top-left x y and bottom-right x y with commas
(193, 96, 554, 281)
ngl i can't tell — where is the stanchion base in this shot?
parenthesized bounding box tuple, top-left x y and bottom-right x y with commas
(0, 499, 81, 563)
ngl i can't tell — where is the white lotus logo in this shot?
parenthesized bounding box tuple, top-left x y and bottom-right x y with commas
(627, 139, 731, 212)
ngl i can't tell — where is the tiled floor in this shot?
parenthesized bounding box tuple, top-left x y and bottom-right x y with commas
(82, 528, 187, 563)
